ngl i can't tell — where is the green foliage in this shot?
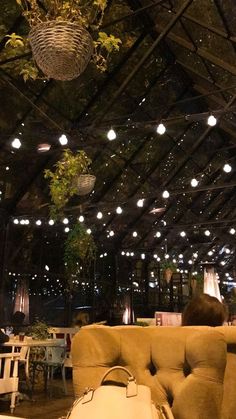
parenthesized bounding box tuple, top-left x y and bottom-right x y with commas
(192, 273, 204, 283)
(44, 149, 92, 217)
(5, 32, 24, 48)
(27, 319, 50, 340)
(160, 261, 177, 272)
(64, 222, 96, 275)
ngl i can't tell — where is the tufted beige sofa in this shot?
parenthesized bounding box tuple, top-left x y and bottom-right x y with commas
(192, 326, 236, 419)
(71, 326, 226, 419)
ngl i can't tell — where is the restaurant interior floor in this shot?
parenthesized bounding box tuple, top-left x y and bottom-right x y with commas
(0, 379, 74, 419)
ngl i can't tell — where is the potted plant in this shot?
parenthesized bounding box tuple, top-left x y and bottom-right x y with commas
(64, 222, 96, 277)
(44, 148, 96, 217)
(6, 0, 122, 81)
(160, 261, 177, 283)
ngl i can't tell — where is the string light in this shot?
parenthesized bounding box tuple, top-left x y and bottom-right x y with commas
(78, 215, 84, 222)
(36, 220, 42, 226)
(58, 134, 68, 145)
(155, 231, 161, 238)
(107, 128, 116, 141)
(204, 230, 211, 236)
(64, 227, 70, 233)
(48, 219, 54, 225)
(13, 219, 19, 224)
(191, 178, 198, 187)
(180, 231, 186, 237)
(63, 218, 69, 224)
(156, 123, 166, 135)
(132, 231, 138, 237)
(11, 138, 21, 149)
(179, 254, 183, 258)
(137, 199, 144, 207)
(207, 115, 217, 126)
(165, 254, 170, 259)
(223, 163, 232, 173)
(141, 253, 145, 259)
(116, 206, 123, 214)
(86, 228, 92, 234)
(162, 190, 170, 199)
(230, 228, 235, 235)
(109, 230, 114, 237)
(97, 211, 103, 219)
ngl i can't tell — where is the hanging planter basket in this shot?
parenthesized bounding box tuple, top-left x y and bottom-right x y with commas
(75, 174, 96, 196)
(29, 20, 94, 81)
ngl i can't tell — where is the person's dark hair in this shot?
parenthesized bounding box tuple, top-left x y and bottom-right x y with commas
(12, 311, 25, 325)
(182, 294, 227, 327)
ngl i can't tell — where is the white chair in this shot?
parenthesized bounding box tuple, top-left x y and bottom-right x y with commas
(10, 338, 31, 383)
(0, 352, 20, 413)
(48, 327, 77, 394)
(31, 339, 66, 394)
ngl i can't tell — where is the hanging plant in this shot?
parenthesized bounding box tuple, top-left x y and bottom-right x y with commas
(5, 0, 122, 81)
(160, 261, 177, 283)
(64, 222, 96, 277)
(44, 148, 95, 218)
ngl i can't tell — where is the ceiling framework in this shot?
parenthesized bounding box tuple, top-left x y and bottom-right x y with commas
(0, 0, 235, 279)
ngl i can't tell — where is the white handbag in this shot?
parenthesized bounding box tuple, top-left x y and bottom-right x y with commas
(67, 366, 174, 419)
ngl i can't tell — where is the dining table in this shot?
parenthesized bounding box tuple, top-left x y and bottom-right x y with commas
(2, 338, 66, 348)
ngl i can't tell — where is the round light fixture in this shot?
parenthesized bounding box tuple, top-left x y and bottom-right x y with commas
(156, 123, 166, 135)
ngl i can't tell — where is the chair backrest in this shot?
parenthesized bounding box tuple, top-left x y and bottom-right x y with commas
(72, 325, 226, 419)
(48, 327, 77, 352)
(0, 353, 20, 394)
(45, 339, 66, 364)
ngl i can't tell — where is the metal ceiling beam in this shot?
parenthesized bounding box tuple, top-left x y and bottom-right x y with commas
(92, 0, 193, 125)
(160, 5, 236, 43)
(156, 23, 236, 75)
(118, 93, 236, 246)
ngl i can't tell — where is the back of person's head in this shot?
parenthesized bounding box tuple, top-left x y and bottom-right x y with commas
(12, 311, 25, 325)
(182, 293, 226, 327)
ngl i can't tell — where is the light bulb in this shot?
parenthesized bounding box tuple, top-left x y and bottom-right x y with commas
(116, 206, 123, 214)
(132, 231, 137, 237)
(36, 220, 42, 226)
(191, 178, 198, 187)
(193, 253, 198, 258)
(165, 254, 169, 259)
(48, 219, 54, 225)
(109, 230, 114, 236)
(207, 115, 217, 126)
(230, 228, 235, 235)
(86, 228, 92, 234)
(64, 227, 70, 233)
(137, 199, 144, 207)
(58, 134, 68, 145)
(179, 254, 183, 258)
(156, 231, 161, 238)
(13, 218, 19, 224)
(156, 123, 166, 135)
(180, 231, 186, 237)
(188, 260, 193, 264)
(141, 253, 145, 260)
(63, 218, 69, 224)
(11, 138, 21, 149)
(162, 190, 170, 199)
(223, 163, 232, 173)
(78, 215, 84, 222)
(204, 230, 211, 236)
(97, 211, 103, 219)
(107, 129, 116, 141)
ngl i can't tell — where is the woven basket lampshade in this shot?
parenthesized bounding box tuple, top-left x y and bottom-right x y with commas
(76, 174, 96, 196)
(29, 21, 94, 81)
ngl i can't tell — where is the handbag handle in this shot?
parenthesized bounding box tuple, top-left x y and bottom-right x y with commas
(100, 366, 135, 385)
(100, 366, 137, 398)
